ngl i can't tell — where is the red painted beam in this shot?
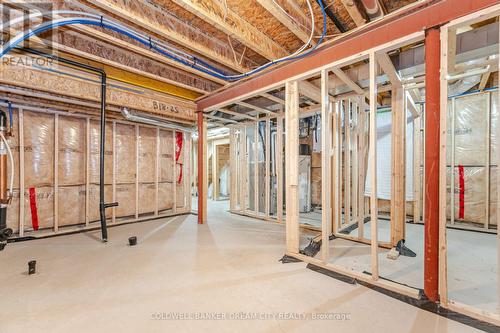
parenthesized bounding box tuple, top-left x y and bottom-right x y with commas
(424, 27, 440, 302)
(197, 0, 498, 111)
(197, 110, 204, 224)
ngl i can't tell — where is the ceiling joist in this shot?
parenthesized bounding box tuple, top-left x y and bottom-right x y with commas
(85, 0, 252, 72)
(237, 101, 277, 115)
(339, 0, 366, 27)
(171, 0, 288, 60)
(204, 114, 238, 123)
(256, 0, 314, 44)
(217, 108, 258, 120)
(376, 52, 402, 87)
(331, 67, 365, 95)
(261, 93, 285, 105)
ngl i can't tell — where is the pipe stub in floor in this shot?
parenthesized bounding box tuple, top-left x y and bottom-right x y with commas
(28, 260, 36, 275)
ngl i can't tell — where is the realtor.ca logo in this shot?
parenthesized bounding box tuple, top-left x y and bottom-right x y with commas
(1, 1, 59, 64)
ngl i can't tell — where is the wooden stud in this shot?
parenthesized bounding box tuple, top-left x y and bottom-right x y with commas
(18, 108, 24, 237)
(229, 126, 236, 211)
(112, 121, 116, 223)
(212, 139, 218, 200)
(450, 97, 456, 225)
(333, 101, 343, 234)
(254, 122, 259, 214)
(135, 125, 139, 219)
(183, 132, 190, 209)
(369, 51, 379, 280)
(173, 130, 177, 214)
(390, 87, 406, 246)
(345, 100, 351, 227)
(479, 71, 491, 91)
(352, 101, 359, 227)
(497, 21, 500, 311)
(337, 101, 343, 232)
(447, 27, 457, 74)
(85, 118, 90, 226)
(406, 91, 420, 117)
(321, 69, 331, 261)
(332, 102, 338, 231)
(187, 134, 192, 211)
(438, 25, 449, 306)
(485, 93, 491, 228)
(413, 113, 422, 223)
(358, 97, 366, 238)
(265, 119, 271, 217)
(54, 114, 59, 232)
(203, 121, 208, 221)
(236, 130, 241, 210)
(285, 80, 300, 254)
(155, 127, 160, 215)
(276, 112, 284, 223)
(240, 124, 247, 212)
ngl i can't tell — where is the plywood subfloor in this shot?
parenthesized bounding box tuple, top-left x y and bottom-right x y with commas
(0, 200, 482, 332)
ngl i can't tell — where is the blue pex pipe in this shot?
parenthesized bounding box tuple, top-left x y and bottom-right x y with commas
(0, 2, 327, 82)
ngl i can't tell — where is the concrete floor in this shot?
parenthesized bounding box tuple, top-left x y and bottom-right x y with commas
(0, 200, 485, 332)
(299, 211, 499, 314)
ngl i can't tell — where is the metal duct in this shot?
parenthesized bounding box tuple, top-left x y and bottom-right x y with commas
(448, 74, 483, 96)
(359, 0, 384, 20)
(121, 108, 196, 132)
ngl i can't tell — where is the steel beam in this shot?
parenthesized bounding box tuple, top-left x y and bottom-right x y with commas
(424, 27, 440, 302)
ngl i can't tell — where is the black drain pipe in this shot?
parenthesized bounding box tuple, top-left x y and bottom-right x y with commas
(21, 48, 118, 242)
(316, 0, 347, 33)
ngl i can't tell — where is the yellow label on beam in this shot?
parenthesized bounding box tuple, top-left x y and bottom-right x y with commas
(57, 51, 202, 101)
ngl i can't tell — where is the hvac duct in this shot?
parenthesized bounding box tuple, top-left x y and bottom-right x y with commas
(121, 108, 196, 133)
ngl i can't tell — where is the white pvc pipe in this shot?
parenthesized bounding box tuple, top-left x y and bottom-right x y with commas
(0, 132, 14, 198)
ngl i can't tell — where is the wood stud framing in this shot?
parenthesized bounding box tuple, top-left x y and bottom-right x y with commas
(285, 80, 300, 254)
(198, 2, 500, 327)
(171, 0, 288, 61)
(18, 108, 25, 237)
(344, 100, 351, 228)
(54, 114, 59, 232)
(254, 122, 259, 215)
(390, 87, 406, 246)
(438, 23, 449, 306)
(276, 111, 284, 223)
(256, 0, 312, 44)
(369, 51, 379, 280)
(265, 119, 270, 217)
(7, 103, 191, 238)
(321, 69, 331, 261)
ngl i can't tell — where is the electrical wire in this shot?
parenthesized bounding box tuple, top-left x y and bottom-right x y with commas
(0, 1, 327, 82)
(271, 0, 315, 49)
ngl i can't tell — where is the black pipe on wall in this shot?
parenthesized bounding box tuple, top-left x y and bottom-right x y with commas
(21, 48, 118, 242)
